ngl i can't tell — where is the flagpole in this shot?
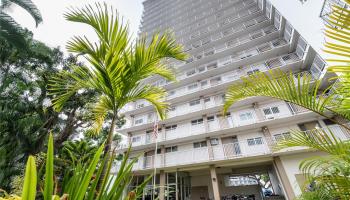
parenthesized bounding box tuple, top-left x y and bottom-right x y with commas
(152, 116, 159, 200)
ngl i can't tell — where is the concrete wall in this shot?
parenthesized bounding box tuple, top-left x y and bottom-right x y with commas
(191, 173, 214, 199)
(279, 151, 327, 196)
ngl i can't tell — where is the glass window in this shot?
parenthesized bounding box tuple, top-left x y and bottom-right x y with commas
(204, 97, 211, 102)
(188, 83, 198, 90)
(191, 118, 204, 125)
(239, 112, 253, 121)
(135, 118, 143, 124)
(165, 146, 178, 153)
(132, 136, 141, 143)
(193, 141, 207, 148)
(189, 99, 200, 106)
(210, 138, 219, 146)
(207, 116, 215, 122)
(165, 125, 177, 131)
(274, 132, 291, 141)
(247, 137, 263, 146)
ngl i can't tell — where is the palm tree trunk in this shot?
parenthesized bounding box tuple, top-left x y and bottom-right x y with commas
(97, 114, 117, 192)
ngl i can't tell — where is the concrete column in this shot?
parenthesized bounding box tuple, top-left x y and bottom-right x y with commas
(252, 102, 264, 121)
(127, 132, 132, 146)
(161, 124, 166, 141)
(262, 126, 274, 148)
(273, 157, 296, 200)
(203, 114, 209, 132)
(159, 170, 166, 200)
(200, 95, 205, 110)
(210, 165, 221, 200)
(160, 145, 165, 167)
(206, 137, 214, 160)
(130, 115, 135, 126)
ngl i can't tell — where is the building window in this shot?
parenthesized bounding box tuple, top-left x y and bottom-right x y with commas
(168, 105, 176, 111)
(165, 125, 177, 131)
(247, 137, 263, 146)
(239, 112, 253, 121)
(204, 97, 211, 103)
(188, 83, 198, 90)
(210, 138, 219, 146)
(186, 69, 196, 76)
(274, 132, 292, 141)
(193, 141, 207, 148)
(165, 146, 178, 153)
(169, 90, 175, 96)
(132, 136, 141, 143)
(135, 118, 144, 125)
(263, 106, 280, 115)
(191, 118, 204, 125)
(207, 116, 215, 122)
(189, 99, 200, 106)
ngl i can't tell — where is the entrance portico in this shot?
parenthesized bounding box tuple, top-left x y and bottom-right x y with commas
(129, 162, 287, 200)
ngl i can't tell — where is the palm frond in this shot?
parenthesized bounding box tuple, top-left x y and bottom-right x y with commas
(48, 65, 92, 111)
(0, 12, 27, 49)
(85, 96, 111, 136)
(6, 0, 42, 26)
(274, 128, 350, 198)
(273, 128, 350, 155)
(224, 70, 343, 119)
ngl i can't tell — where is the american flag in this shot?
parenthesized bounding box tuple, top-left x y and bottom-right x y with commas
(153, 120, 159, 139)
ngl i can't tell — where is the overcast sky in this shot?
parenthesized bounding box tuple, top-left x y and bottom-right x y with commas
(8, 0, 326, 56)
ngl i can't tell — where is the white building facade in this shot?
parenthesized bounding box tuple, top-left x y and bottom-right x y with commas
(114, 0, 350, 200)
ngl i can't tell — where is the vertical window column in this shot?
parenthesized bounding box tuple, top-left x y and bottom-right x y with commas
(252, 102, 264, 121)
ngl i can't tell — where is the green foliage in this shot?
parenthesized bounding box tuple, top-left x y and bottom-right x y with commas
(1, 132, 150, 200)
(43, 134, 54, 200)
(223, 70, 338, 117)
(21, 156, 36, 200)
(324, 1, 350, 119)
(296, 186, 335, 200)
(49, 2, 186, 135)
(0, 0, 42, 50)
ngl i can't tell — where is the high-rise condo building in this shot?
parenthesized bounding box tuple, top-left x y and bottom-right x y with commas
(113, 0, 349, 199)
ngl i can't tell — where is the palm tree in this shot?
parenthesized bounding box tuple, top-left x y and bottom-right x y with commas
(48, 3, 186, 185)
(0, 0, 42, 49)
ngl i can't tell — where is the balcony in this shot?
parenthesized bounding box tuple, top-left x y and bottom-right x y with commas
(121, 101, 312, 150)
(132, 140, 271, 171)
(119, 123, 350, 172)
(122, 52, 301, 114)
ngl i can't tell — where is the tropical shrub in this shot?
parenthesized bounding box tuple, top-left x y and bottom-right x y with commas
(0, 134, 150, 200)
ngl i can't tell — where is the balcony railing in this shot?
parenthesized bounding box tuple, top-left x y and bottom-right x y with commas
(123, 102, 310, 149)
(112, 124, 350, 172)
(132, 140, 271, 171)
(122, 52, 300, 114)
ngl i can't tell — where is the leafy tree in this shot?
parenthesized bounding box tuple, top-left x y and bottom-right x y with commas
(0, 0, 42, 49)
(49, 3, 186, 185)
(0, 35, 95, 191)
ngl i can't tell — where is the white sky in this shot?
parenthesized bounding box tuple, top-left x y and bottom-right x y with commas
(8, 0, 326, 55)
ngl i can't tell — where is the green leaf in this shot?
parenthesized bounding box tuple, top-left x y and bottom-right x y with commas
(74, 144, 104, 200)
(43, 133, 54, 200)
(21, 156, 37, 200)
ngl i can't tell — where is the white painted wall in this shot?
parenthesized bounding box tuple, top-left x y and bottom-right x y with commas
(279, 151, 327, 196)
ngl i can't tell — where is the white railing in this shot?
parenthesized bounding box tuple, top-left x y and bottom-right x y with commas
(304, 124, 350, 141)
(125, 102, 310, 148)
(114, 124, 350, 171)
(131, 140, 270, 171)
(122, 51, 301, 115)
